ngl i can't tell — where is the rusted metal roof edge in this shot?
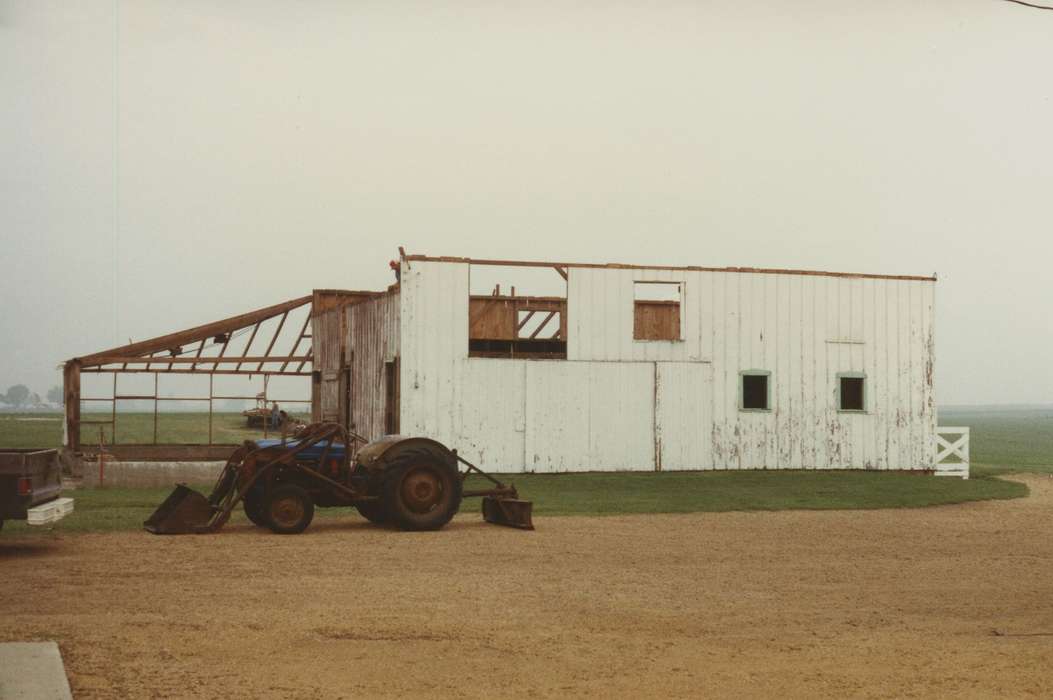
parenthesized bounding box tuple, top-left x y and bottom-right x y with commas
(403, 254, 937, 283)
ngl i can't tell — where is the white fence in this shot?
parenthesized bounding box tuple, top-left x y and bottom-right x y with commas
(934, 426, 970, 479)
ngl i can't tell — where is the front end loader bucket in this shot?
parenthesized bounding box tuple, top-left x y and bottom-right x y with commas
(482, 497, 534, 530)
(144, 484, 215, 534)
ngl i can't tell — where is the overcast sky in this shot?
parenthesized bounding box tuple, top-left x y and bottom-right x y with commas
(1, 0, 1051, 406)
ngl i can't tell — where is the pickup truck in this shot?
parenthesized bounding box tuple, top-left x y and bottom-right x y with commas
(0, 449, 74, 531)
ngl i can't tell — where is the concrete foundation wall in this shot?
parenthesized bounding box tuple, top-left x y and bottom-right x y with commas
(82, 461, 226, 488)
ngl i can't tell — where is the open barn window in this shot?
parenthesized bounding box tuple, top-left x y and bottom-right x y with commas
(468, 263, 567, 359)
(838, 373, 866, 412)
(740, 370, 771, 411)
(634, 281, 682, 341)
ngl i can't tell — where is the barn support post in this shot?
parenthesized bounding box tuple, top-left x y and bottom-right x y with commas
(63, 360, 81, 451)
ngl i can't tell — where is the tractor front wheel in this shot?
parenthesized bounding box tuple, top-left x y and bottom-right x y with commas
(381, 450, 462, 531)
(265, 484, 314, 534)
(243, 490, 268, 527)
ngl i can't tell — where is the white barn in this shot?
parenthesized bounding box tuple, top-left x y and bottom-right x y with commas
(323, 253, 948, 475)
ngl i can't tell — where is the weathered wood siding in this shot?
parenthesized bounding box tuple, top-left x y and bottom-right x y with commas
(311, 300, 347, 424)
(399, 260, 936, 473)
(348, 292, 400, 441)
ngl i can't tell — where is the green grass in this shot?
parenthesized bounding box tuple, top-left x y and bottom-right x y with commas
(0, 470, 1027, 536)
(0, 407, 1047, 536)
(482, 470, 1026, 515)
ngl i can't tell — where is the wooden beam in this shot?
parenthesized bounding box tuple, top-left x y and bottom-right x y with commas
(211, 329, 232, 371)
(258, 311, 290, 371)
(81, 368, 311, 377)
(188, 338, 206, 371)
(404, 254, 938, 282)
(281, 310, 312, 373)
(235, 321, 261, 371)
(84, 355, 312, 365)
(74, 295, 312, 367)
(516, 310, 536, 333)
(63, 361, 80, 450)
(554, 266, 568, 280)
(529, 311, 557, 339)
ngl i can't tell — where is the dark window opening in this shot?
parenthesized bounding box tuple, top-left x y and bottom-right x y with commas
(840, 376, 865, 411)
(468, 338, 567, 359)
(741, 373, 769, 410)
(384, 359, 400, 434)
(633, 281, 682, 341)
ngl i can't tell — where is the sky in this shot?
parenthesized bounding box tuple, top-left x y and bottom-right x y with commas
(1, 0, 1051, 406)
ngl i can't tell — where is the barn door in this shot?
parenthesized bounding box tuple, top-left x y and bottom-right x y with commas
(655, 362, 712, 470)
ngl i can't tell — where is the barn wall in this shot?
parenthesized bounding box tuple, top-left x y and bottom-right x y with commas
(311, 299, 347, 424)
(399, 260, 936, 473)
(347, 292, 400, 441)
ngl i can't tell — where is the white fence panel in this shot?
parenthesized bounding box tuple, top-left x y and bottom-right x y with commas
(934, 426, 969, 479)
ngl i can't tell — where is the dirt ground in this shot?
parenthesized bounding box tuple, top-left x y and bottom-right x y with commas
(2, 476, 1052, 699)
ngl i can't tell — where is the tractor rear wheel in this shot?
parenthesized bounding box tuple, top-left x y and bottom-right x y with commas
(265, 484, 314, 534)
(381, 449, 462, 531)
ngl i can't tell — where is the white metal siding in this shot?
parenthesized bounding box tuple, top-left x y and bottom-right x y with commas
(400, 260, 936, 473)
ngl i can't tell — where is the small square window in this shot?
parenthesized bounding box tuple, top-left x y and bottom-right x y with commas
(741, 372, 770, 411)
(839, 375, 865, 412)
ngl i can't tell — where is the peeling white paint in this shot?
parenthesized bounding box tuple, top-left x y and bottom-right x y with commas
(394, 260, 936, 473)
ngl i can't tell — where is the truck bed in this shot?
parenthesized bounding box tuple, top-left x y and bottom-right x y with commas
(0, 449, 65, 523)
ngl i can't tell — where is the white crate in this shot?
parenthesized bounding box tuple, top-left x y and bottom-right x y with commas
(26, 497, 75, 526)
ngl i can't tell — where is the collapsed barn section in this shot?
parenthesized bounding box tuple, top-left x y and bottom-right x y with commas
(64, 252, 942, 475)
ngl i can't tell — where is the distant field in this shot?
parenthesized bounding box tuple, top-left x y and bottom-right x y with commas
(0, 407, 1049, 475)
(0, 411, 309, 449)
(939, 406, 1053, 475)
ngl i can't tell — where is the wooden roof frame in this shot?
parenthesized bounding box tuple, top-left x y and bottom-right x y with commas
(402, 253, 937, 283)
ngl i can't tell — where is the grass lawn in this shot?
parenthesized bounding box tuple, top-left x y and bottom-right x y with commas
(0, 470, 1027, 536)
(0, 407, 1047, 536)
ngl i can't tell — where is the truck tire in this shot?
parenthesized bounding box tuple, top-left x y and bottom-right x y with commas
(265, 484, 314, 534)
(243, 490, 268, 527)
(355, 500, 388, 525)
(380, 448, 462, 531)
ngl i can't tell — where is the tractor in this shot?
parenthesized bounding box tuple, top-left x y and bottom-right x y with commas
(144, 422, 532, 534)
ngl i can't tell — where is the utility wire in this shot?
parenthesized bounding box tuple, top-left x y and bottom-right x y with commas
(1001, 0, 1053, 10)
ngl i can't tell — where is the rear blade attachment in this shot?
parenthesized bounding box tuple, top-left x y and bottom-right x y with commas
(482, 497, 534, 530)
(143, 484, 215, 534)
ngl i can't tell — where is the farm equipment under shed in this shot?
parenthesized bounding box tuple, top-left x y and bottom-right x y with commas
(144, 422, 533, 534)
